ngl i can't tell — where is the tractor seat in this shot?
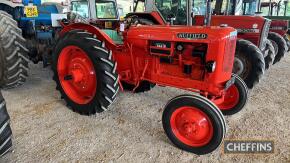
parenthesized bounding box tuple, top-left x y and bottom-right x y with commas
(102, 30, 123, 44)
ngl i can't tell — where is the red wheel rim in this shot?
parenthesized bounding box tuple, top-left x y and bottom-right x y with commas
(170, 106, 213, 147)
(57, 45, 97, 105)
(218, 85, 240, 110)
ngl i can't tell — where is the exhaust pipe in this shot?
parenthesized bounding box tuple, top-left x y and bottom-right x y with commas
(205, 0, 212, 26)
(187, 0, 193, 26)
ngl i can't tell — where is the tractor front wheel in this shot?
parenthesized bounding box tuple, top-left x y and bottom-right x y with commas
(233, 39, 265, 89)
(215, 74, 248, 116)
(52, 30, 119, 115)
(162, 95, 226, 155)
(268, 32, 288, 64)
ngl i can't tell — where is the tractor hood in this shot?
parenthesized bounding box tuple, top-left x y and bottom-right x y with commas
(126, 25, 237, 43)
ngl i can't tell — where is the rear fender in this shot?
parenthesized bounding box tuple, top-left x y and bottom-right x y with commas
(60, 23, 117, 50)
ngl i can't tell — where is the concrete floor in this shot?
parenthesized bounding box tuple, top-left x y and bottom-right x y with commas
(0, 54, 290, 163)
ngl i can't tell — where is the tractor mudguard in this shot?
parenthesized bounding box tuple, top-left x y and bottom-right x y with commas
(60, 23, 117, 50)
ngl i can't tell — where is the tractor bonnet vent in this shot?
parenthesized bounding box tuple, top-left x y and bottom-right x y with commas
(150, 41, 173, 56)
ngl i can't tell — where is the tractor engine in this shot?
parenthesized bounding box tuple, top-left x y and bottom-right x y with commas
(119, 25, 237, 95)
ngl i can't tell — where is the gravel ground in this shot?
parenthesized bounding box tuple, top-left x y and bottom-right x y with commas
(0, 54, 290, 163)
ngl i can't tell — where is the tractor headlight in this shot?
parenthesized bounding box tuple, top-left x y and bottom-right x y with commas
(206, 61, 216, 73)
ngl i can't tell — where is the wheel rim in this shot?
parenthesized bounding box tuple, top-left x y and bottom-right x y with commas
(170, 106, 213, 147)
(57, 45, 97, 105)
(233, 57, 244, 76)
(233, 55, 251, 80)
(217, 85, 240, 110)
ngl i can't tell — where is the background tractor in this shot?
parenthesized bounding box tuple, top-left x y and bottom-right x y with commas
(235, 0, 290, 59)
(0, 0, 65, 89)
(0, 91, 12, 158)
(259, 0, 290, 50)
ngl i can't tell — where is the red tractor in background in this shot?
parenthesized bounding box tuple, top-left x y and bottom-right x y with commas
(259, 0, 290, 49)
(236, 0, 289, 62)
(52, 0, 249, 155)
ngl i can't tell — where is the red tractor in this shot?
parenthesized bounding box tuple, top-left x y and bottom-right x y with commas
(237, 0, 289, 62)
(52, 0, 248, 155)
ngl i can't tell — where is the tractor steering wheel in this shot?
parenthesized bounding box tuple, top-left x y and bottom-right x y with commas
(125, 15, 141, 29)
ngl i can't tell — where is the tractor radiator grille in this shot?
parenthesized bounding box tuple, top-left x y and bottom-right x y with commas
(223, 37, 236, 72)
(150, 41, 172, 56)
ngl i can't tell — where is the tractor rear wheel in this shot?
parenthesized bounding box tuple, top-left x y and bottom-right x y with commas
(0, 92, 13, 157)
(268, 32, 288, 64)
(233, 39, 265, 89)
(0, 11, 29, 89)
(264, 39, 275, 70)
(52, 30, 120, 115)
(215, 74, 248, 116)
(162, 95, 226, 155)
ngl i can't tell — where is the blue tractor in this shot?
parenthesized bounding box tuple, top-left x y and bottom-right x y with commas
(0, 0, 64, 88)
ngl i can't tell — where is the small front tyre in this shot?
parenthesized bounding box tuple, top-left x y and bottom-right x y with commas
(162, 95, 226, 155)
(215, 74, 248, 116)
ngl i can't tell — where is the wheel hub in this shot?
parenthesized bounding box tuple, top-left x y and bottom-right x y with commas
(217, 84, 240, 110)
(71, 69, 84, 83)
(233, 57, 244, 76)
(57, 45, 97, 105)
(183, 122, 197, 134)
(170, 107, 213, 147)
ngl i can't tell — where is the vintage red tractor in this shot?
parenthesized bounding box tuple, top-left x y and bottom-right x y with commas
(51, 0, 249, 155)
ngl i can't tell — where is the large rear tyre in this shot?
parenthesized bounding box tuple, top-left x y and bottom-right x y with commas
(52, 30, 120, 115)
(215, 74, 248, 116)
(264, 39, 275, 70)
(162, 95, 226, 155)
(233, 39, 265, 89)
(0, 92, 13, 157)
(268, 32, 288, 64)
(0, 11, 29, 89)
